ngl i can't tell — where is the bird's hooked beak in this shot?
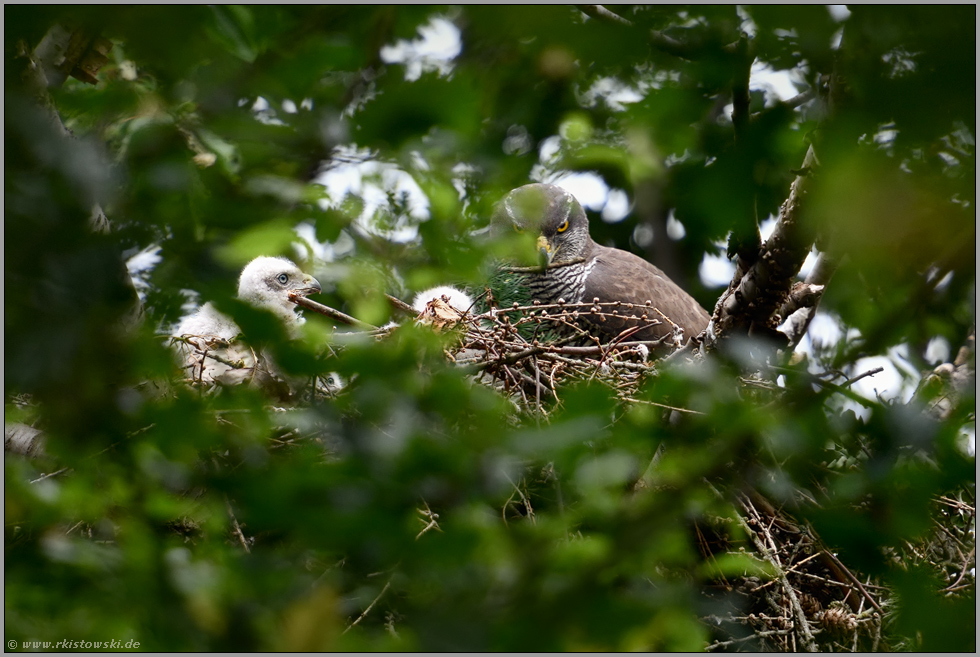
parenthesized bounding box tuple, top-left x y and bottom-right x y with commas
(293, 275, 322, 297)
(537, 235, 554, 267)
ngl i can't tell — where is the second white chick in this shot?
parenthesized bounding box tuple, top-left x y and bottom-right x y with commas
(411, 285, 474, 314)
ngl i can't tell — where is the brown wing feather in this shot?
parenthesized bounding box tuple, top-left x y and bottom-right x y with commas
(581, 244, 710, 343)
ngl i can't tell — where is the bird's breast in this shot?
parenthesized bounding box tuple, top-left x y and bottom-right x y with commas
(528, 258, 595, 304)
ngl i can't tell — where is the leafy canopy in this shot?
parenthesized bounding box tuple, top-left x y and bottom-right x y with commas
(5, 5, 974, 652)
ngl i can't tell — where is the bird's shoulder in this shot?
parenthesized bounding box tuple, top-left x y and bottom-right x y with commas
(584, 243, 710, 333)
(586, 244, 678, 300)
(174, 302, 240, 340)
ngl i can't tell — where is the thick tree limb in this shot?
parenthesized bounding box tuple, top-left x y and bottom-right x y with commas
(34, 24, 113, 87)
(703, 146, 820, 351)
(4, 423, 46, 459)
(777, 252, 838, 349)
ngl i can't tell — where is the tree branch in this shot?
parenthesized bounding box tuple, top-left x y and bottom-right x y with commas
(704, 146, 820, 350)
(386, 293, 417, 318)
(576, 4, 632, 26)
(289, 293, 378, 330)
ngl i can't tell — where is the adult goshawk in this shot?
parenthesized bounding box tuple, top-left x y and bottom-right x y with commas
(493, 183, 710, 350)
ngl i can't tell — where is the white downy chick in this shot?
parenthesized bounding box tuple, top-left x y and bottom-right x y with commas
(411, 285, 474, 314)
(173, 256, 321, 390)
(411, 285, 474, 331)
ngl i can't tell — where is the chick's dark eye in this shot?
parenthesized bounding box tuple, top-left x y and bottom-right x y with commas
(277, 273, 289, 285)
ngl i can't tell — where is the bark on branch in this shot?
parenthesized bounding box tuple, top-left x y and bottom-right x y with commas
(289, 293, 378, 330)
(704, 146, 821, 350)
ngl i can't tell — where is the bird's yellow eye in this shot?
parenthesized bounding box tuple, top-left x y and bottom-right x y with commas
(557, 219, 569, 233)
(513, 224, 524, 233)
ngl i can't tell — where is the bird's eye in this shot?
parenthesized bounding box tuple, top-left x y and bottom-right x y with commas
(557, 219, 569, 233)
(277, 273, 289, 285)
(513, 224, 524, 234)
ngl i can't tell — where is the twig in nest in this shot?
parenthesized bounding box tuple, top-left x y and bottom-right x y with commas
(289, 293, 377, 330)
(735, 496, 819, 652)
(750, 552, 824, 593)
(171, 335, 247, 370)
(819, 549, 883, 616)
(705, 628, 794, 651)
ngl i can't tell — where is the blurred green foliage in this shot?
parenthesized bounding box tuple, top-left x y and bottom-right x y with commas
(5, 5, 975, 651)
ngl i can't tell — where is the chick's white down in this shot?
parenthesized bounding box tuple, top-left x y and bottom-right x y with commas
(176, 256, 321, 338)
(411, 285, 474, 314)
(173, 256, 321, 389)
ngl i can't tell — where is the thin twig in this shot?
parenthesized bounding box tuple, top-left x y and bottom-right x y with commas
(386, 293, 417, 317)
(343, 579, 392, 634)
(172, 335, 248, 370)
(750, 552, 824, 592)
(225, 496, 251, 554)
(30, 467, 71, 484)
(841, 367, 884, 388)
(706, 628, 794, 651)
(735, 499, 819, 652)
(820, 549, 884, 615)
(502, 472, 536, 526)
(621, 397, 704, 415)
(416, 500, 442, 540)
